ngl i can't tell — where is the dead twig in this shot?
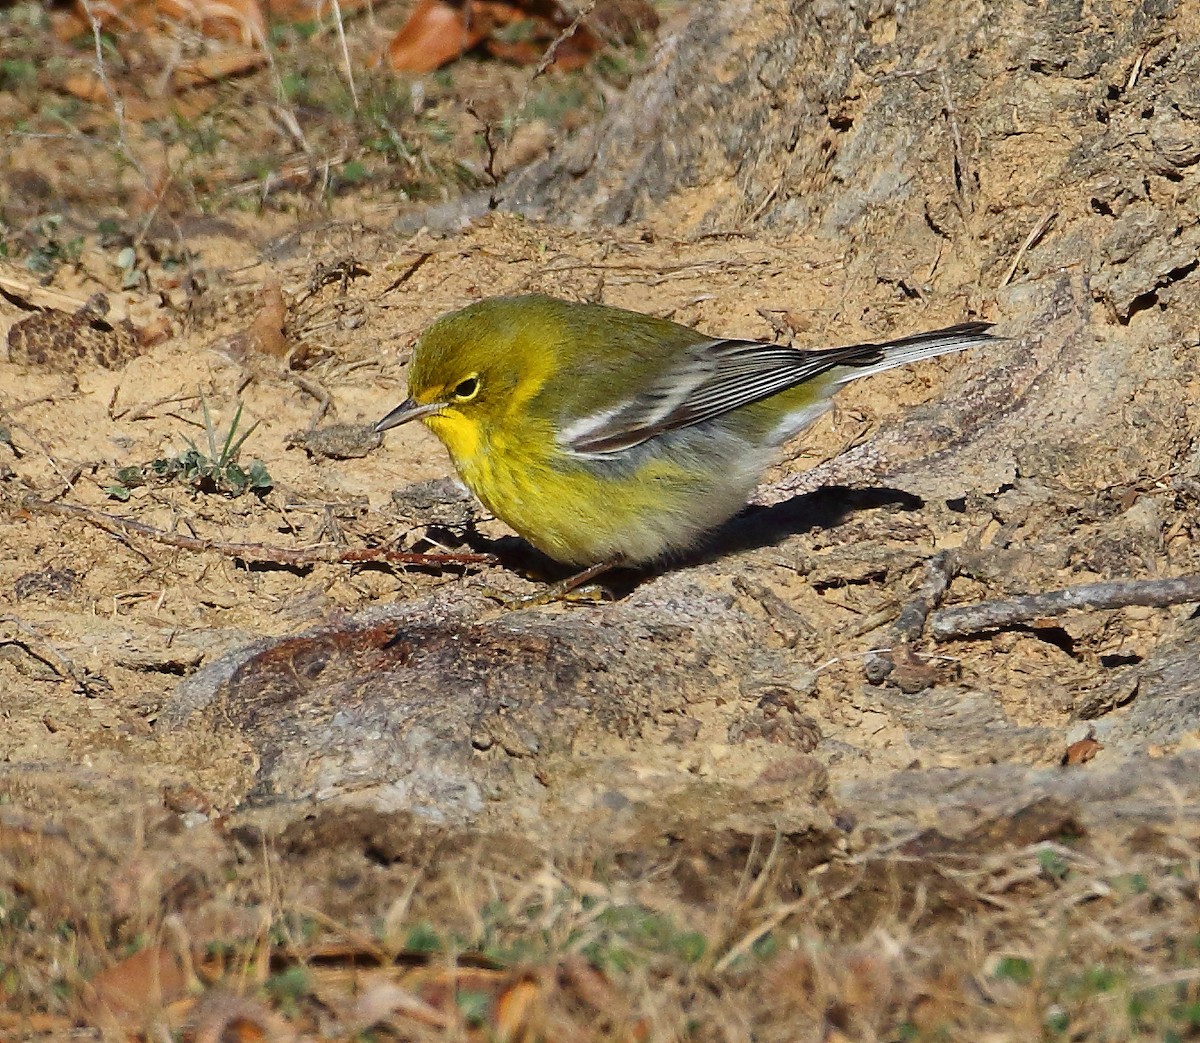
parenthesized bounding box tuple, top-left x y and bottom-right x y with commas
(712, 899, 806, 975)
(6, 419, 75, 493)
(893, 551, 960, 643)
(1126, 48, 1148, 90)
(0, 615, 92, 691)
(379, 252, 433, 297)
(23, 499, 495, 569)
(82, 1, 151, 189)
(0, 273, 93, 315)
(930, 574, 1200, 640)
(532, 1, 597, 80)
(329, 0, 359, 111)
(112, 391, 201, 422)
(939, 68, 971, 209)
(465, 102, 502, 203)
(999, 210, 1057, 288)
(864, 551, 958, 681)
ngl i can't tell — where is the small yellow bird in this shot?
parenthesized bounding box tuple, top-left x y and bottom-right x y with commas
(375, 294, 995, 582)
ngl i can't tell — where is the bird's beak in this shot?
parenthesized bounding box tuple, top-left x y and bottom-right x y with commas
(374, 398, 444, 433)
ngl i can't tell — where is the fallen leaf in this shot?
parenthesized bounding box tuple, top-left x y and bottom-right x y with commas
(351, 976, 451, 1031)
(171, 49, 267, 90)
(484, 32, 595, 71)
(136, 314, 175, 348)
(87, 944, 191, 1024)
(192, 992, 295, 1043)
(62, 0, 267, 45)
(1063, 736, 1103, 765)
(387, 0, 488, 73)
(209, 279, 291, 362)
(387, 0, 601, 73)
(588, 0, 659, 43)
(267, 0, 371, 17)
(62, 72, 109, 105)
(494, 976, 542, 1038)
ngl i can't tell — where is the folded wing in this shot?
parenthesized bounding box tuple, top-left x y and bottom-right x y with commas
(561, 322, 994, 455)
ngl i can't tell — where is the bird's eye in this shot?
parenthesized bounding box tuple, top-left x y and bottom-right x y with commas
(452, 376, 479, 400)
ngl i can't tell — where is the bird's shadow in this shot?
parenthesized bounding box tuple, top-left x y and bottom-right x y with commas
(699, 484, 924, 562)
(476, 485, 925, 599)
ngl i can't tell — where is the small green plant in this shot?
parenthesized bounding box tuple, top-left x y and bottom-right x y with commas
(454, 989, 491, 1026)
(336, 159, 368, 187)
(992, 955, 1034, 984)
(0, 58, 37, 88)
(1036, 846, 1071, 881)
(265, 965, 310, 1017)
(106, 398, 272, 499)
(21, 214, 84, 275)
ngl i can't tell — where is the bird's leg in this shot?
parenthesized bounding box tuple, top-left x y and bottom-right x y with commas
(554, 557, 621, 599)
(486, 558, 622, 610)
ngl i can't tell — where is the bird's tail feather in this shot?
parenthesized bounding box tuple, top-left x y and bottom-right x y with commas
(833, 322, 997, 384)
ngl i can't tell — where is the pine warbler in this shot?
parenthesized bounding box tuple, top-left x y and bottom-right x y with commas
(375, 294, 995, 574)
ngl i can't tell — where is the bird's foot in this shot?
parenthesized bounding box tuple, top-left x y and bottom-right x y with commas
(482, 559, 620, 610)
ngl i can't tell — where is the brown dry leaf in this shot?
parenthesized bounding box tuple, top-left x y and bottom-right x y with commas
(86, 944, 192, 1024)
(266, 0, 370, 16)
(484, 31, 595, 72)
(61, 75, 221, 124)
(62, 72, 109, 105)
(558, 957, 626, 1019)
(493, 975, 542, 1039)
(387, 0, 489, 73)
(413, 964, 512, 1012)
(350, 975, 452, 1031)
(246, 281, 290, 358)
(1063, 736, 1103, 765)
(51, 8, 91, 41)
(137, 314, 175, 348)
(208, 281, 289, 361)
(62, 0, 267, 45)
(171, 49, 268, 90)
(387, 0, 600, 73)
(129, 164, 180, 217)
(480, 1, 599, 71)
(192, 992, 295, 1043)
(558, 957, 647, 1041)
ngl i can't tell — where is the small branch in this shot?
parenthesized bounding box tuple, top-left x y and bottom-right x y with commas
(864, 551, 957, 681)
(999, 210, 1057, 288)
(1126, 48, 1148, 90)
(930, 574, 1200, 640)
(0, 274, 92, 315)
(83, 1, 151, 189)
(465, 102, 501, 195)
(892, 551, 959, 642)
(6, 419, 75, 493)
(378, 252, 432, 297)
(0, 615, 92, 691)
(23, 499, 494, 568)
(112, 391, 201, 422)
(330, 0, 359, 110)
(938, 69, 971, 209)
(533, 1, 597, 80)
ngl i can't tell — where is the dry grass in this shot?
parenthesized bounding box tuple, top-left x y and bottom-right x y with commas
(2, 803, 1199, 1040)
(2, 3, 1198, 1041)
(0, 0, 646, 273)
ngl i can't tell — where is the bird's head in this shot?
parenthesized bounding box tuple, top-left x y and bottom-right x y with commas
(374, 296, 559, 461)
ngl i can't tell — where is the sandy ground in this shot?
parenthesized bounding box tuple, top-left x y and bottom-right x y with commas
(3, 0, 1200, 1037)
